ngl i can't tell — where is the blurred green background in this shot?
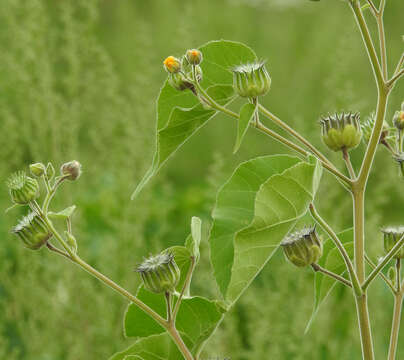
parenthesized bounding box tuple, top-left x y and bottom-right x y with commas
(0, 0, 403, 359)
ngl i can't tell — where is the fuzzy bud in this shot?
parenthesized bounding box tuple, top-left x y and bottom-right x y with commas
(281, 226, 322, 267)
(29, 163, 46, 177)
(163, 56, 182, 74)
(6, 171, 39, 204)
(320, 112, 362, 152)
(231, 61, 271, 98)
(393, 110, 404, 131)
(61, 160, 81, 181)
(381, 227, 404, 259)
(186, 49, 203, 65)
(361, 112, 390, 145)
(12, 212, 52, 250)
(136, 252, 180, 294)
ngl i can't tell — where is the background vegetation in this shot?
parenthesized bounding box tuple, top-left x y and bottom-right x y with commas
(0, 0, 403, 359)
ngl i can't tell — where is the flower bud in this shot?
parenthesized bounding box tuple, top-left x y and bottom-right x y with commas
(163, 56, 181, 74)
(6, 171, 39, 204)
(381, 227, 404, 259)
(60, 160, 81, 181)
(12, 212, 52, 250)
(393, 110, 404, 131)
(29, 163, 46, 177)
(136, 252, 180, 294)
(186, 49, 203, 65)
(231, 61, 271, 98)
(320, 112, 362, 152)
(281, 226, 322, 267)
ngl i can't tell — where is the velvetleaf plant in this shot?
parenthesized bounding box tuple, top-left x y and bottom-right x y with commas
(4, 0, 404, 359)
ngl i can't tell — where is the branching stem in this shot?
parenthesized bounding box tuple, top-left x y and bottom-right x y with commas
(311, 263, 352, 288)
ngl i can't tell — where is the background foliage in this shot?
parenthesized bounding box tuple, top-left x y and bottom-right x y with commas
(0, 0, 403, 359)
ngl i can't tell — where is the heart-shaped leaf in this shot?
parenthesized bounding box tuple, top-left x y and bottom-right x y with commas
(233, 102, 257, 153)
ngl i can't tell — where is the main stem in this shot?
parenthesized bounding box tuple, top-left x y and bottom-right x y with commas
(353, 190, 375, 360)
(388, 293, 403, 360)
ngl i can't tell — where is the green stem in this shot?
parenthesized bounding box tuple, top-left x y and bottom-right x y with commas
(167, 324, 194, 360)
(309, 203, 362, 296)
(375, 5, 387, 80)
(388, 259, 403, 360)
(365, 254, 396, 293)
(165, 292, 172, 323)
(387, 69, 404, 88)
(343, 148, 357, 179)
(173, 256, 196, 321)
(362, 234, 404, 291)
(311, 263, 352, 288)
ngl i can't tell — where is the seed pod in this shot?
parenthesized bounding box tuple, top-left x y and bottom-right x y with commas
(12, 212, 52, 250)
(136, 252, 180, 294)
(320, 112, 362, 152)
(231, 61, 271, 98)
(6, 171, 39, 205)
(388, 266, 397, 287)
(163, 56, 182, 74)
(186, 49, 203, 65)
(61, 160, 81, 181)
(393, 110, 404, 131)
(281, 226, 322, 267)
(29, 163, 46, 177)
(381, 226, 404, 259)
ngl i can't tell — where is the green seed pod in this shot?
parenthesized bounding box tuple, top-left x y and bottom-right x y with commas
(29, 163, 46, 177)
(320, 112, 362, 152)
(387, 266, 397, 287)
(6, 171, 39, 204)
(393, 110, 404, 131)
(61, 160, 81, 181)
(381, 226, 404, 259)
(281, 226, 322, 268)
(136, 252, 180, 294)
(186, 49, 203, 65)
(12, 212, 52, 250)
(231, 61, 271, 98)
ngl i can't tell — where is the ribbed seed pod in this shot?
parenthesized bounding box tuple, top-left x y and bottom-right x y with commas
(381, 227, 404, 259)
(361, 112, 390, 145)
(136, 252, 180, 294)
(6, 171, 39, 204)
(320, 112, 362, 152)
(231, 61, 271, 98)
(281, 226, 322, 267)
(12, 212, 52, 250)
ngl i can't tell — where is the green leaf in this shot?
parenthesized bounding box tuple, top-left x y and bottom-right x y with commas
(167, 246, 192, 293)
(124, 287, 223, 355)
(109, 333, 184, 360)
(123, 356, 144, 360)
(48, 205, 76, 219)
(131, 40, 257, 199)
(305, 228, 353, 333)
(233, 103, 257, 153)
(185, 216, 202, 262)
(209, 155, 322, 304)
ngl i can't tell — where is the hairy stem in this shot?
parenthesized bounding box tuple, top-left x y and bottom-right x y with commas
(173, 256, 196, 320)
(309, 203, 361, 295)
(343, 148, 357, 179)
(365, 254, 396, 293)
(311, 263, 352, 288)
(388, 259, 402, 360)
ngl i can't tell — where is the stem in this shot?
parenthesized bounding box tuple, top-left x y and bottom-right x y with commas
(167, 325, 194, 360)
(388, 293, 403, 360)
(46, 241, 70, 259)
(388, 259, 403, 360)
(173, 256, 196, 321)
(311, 263, 352, 288)
(42, 177, 67, 214)
(362, 234, 404, 290)
(365, 254, 396, 293)
(375, 5, 387, 80)
(343, 148, 357, 179)
(258, 105, 352, 186)
(393, 54, 404, 77)
(365, 0, 378, 14)
(165, 292, 172, 323)
(387, 69, 404, 88)
(309, 203, 362, 295)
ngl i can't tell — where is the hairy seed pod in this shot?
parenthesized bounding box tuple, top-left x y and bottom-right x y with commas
(281, 226, 322, 268)
(231, 61, 271, 98)
(393, 110, 404, 131)
(320, 112, 362, 152)
(12, 212, 52, 250)
(361, 112, 390, 145)
(61, 160, 81, 181)
(381, 227, 404, 259)
(136, 252, 180, 294)
(6, 171, 39, 204)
